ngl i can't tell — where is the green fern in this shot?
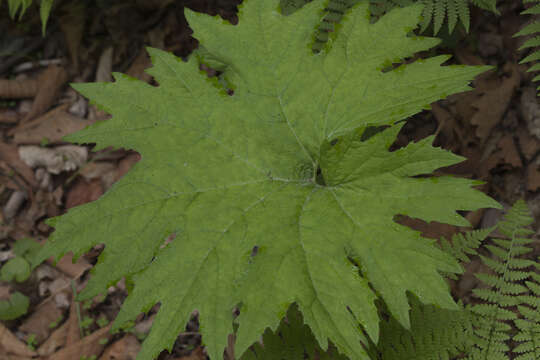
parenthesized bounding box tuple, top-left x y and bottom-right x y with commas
(513, 266, 540, 360)
(466, 200, 538, 360)
(281, 0, 498, 39)
(377, 294, 474, 359)
(515, 0, 540, 94)
(240, 303, 350, 360)
(1, 0, 55, 34)
(439, 226, 494, 279)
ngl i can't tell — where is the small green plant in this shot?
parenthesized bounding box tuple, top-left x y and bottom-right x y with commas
(26, 333, 37, 351)
(30, 1, 501, 359)
(1, 237, 40, 283)
(48, 314, 64, 328)
(0, 238, 40, 320)
(515, 0, 540, 94)
(0, 291, 29, 320)
(1, 0, 55, 34)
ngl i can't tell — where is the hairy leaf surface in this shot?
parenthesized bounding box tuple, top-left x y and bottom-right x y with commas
(32, 1, 500, 359)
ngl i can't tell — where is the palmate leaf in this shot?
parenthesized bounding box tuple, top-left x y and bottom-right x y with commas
(31, 1, 500, 359)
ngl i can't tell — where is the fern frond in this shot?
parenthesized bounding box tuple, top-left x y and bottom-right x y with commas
(438, 226, 493, 279)
(240, 303, 350, 360)
(433, 0, 447, 34)
(513, 259, 540, 360)
(466, 200, 537, 360)
(515, 0, 540, 94)
(378, 294, 473, 359)
(280, 0, 497, 37)
(440, 227, 494, 263)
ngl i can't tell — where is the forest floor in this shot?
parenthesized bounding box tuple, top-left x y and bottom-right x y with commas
(0, 0, 539, 359)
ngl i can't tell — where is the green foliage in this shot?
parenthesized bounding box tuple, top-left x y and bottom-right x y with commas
(1, 0, 54, 34)
(1, 256, 30, 282)
(466, 200, 538, 360)
(280, 0, 498, 38)
(30, 1, 500, 359)
(377, 294, 474, 359)
(0, 291, 30, 320)
(438, 226, 493, 279)
(1, 237, 41, 283)
(515, 0, 540, 94)
(241, 303, 350, 360)
(417, 0, 498, 34)
(26, 333, 37, 350)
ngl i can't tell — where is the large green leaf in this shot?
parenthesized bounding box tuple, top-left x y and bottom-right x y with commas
(31, 1, 500, 359)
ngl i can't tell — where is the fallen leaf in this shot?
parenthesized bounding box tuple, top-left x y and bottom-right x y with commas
(527, 159, 540, 192)
(19, 298, 63, 344)
(65, 298, 81, 346)
(0, 322, 37, 357)
(10, 105, 93, 145)
(98, 334, 140, 360)
(126, 48, 152, 83)
(0, 143, 37, 188)
(22, 65, 68, 123)
(48, 325, 112, 360)
(66, 178, 104, 209)
(497, 135, 523, 168)
(37, 321, 68, 357)
(53, 252, 91, 279)
(517, 127, 540, 160)
(470, 63, 520, 142)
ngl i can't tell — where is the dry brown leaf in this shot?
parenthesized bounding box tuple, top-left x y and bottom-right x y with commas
(470, 63, 520, 142)
(173, 347, 206, 360)
(37, 321, 68, 357)
(0, 78, 38, 99)
(10, 104, 92, 145)
(19, 299, 63, 344)
(497, 135, 523, 168)
(527, 159, 540, 192)
(80, 162, 116, 181)
(22, 65, 68, 123)
(0, 323, 37, 357)
(0, 142, 37, 189)
(126, 48, 152, 83)
(517, 127, 540, 160)
(48, 325, 112, 360)
(66, 178, 104, 209)
(52, 252, 91, 279)
(65, 298, 81, 346)
(98, 334, 140, 360)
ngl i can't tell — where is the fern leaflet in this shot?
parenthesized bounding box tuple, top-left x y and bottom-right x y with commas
(378, 294, 474, 359)
(439, 226, 494, 279)
(466, 200, 538, 360)
(240, 304, 350, 360)
(515, 0, 540, 94)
